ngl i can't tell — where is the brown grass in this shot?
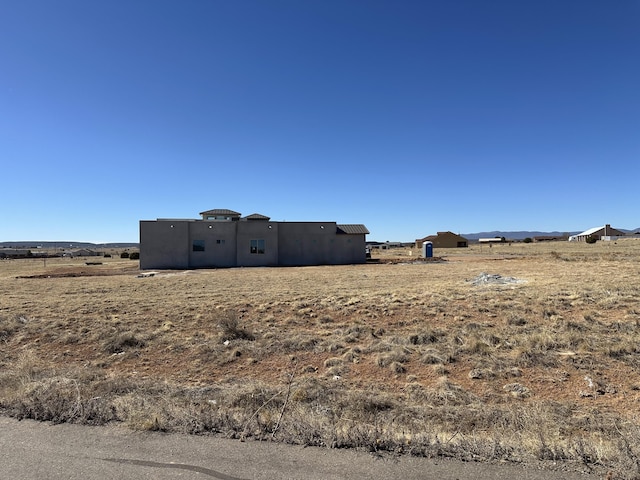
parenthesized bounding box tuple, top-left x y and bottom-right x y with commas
(2, 240, 640, 477)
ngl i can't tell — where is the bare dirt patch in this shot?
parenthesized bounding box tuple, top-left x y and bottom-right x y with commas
(16, 264, 139, 279)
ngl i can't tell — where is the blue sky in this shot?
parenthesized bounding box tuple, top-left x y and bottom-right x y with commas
(2, 1, 638, 243)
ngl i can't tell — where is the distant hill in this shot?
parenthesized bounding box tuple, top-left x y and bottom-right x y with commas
(5, 228, 639, 248)
(461, 231, 576, 241)
(462, 228, 638, 241)
(0, 241, 139, 249)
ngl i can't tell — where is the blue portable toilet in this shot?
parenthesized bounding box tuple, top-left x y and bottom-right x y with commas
(422, 241, 433, 258)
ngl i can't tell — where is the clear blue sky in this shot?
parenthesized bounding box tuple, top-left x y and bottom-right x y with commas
(2, 1, 638, 243)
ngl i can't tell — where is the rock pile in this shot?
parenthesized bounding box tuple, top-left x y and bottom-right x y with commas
(469, 272, 524, 286)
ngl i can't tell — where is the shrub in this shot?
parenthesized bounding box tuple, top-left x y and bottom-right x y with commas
(585, 235, 598, 244)
(120, 252, 130, 258)
(103, 333, 146, 354)
(523, 237, 533, 243)
(129, 252, 140, 260)
(218, 311, 255, 341)
(0, 315, 26, 341)
(375, 349, 408, 368)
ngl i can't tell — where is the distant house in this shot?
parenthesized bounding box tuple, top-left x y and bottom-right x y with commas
(478, 237, 505, 244)
(0, 248, 31, 259)
(415, 232, 468, 249)
(63, 248, 100, 257)
(140, 208, 369, 269)
(534, 235, 568, 242)
(369, 241, 406, 250)
(568, 224, 626, 242)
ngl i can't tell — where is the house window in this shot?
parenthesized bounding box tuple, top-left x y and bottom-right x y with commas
(250, 239, 265, 254)
(192, 240, 205, 252)
(216, 239, 225, 245)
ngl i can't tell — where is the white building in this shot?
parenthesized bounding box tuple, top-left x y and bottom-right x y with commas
(568, 224, 625, 242)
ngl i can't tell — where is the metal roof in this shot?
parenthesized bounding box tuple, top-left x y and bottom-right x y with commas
(575, 225, 607, 237)
(416, 232, 466, 242)
(419, 235, 438, 242)
(244, 213, 271, 220)
(572, 225, 626, 238)
(199, 209, 241, 216)
(337, 224, 370, 235)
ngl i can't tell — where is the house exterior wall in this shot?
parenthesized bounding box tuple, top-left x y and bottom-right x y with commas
(275, 222, 365, 266)
(333, 233, 366, 264)
(140, 220, 190, 269)
(188, 221, 238, 268)
(431, 232, 467, 248)
(140, 218, 367, 269)
(236, 221, 279, 267)
(416, 232, 468, 249)
(278, 222, 337, 266)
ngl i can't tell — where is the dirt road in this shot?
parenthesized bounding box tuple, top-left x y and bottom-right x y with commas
(0, 417, 601, 479)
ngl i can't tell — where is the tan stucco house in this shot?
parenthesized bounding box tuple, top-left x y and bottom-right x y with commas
(415, 231, 468, 249)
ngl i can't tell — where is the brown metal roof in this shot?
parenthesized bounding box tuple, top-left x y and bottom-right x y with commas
(337, 224, 370, 235)
(419, 235, 437, 242)
(417, 232, 467, 242)
(244, 213, 271, 221)
(199, 209, 241, 216)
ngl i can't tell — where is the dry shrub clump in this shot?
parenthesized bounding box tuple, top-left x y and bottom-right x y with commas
(0, 314, 28, 341)
(217, 310, 255, 341)
(2, 242, 640, 477)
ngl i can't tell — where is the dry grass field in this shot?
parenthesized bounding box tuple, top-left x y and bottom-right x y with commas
(2, 240, 640, 477)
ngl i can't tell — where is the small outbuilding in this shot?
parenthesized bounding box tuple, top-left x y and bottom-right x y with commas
(415, 231, 468, 249)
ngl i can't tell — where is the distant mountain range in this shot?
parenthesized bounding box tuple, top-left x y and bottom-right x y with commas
(462, 231, 575, 241)
(3, 227, 639, 248)
(0, 241, 138, 249)
(461, 228, 640, 241)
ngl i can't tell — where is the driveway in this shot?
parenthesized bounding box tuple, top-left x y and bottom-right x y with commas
(0, 417, 599, 479)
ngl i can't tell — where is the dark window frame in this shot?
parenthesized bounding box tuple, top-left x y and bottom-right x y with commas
(192, 240, 205, 252)
(250, 239, 265, 254)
